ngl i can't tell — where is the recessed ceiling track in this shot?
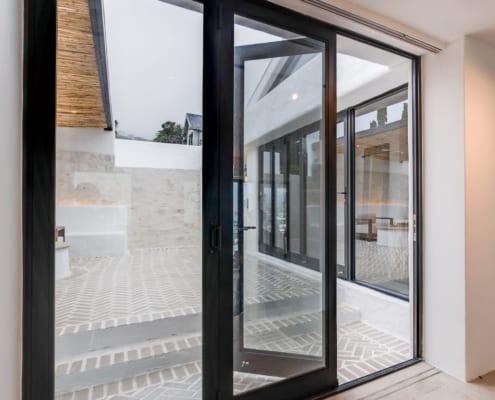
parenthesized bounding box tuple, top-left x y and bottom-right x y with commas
(302, 0, 442, 53)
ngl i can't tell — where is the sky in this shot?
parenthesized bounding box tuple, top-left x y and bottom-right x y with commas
(104, 0, 282, 140)
(104, 0, 203, 139)
(103, 0, 396, 140)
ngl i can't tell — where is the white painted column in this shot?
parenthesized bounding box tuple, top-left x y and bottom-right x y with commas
(464, 36, 495, 380)
(422, 39, 467, 381)
(0, 0, 21, 398)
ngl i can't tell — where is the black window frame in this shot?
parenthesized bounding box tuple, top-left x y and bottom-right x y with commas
(258, 84, 413, 299)
(338, 84, 413, 301)
(22, 0, 423, 399)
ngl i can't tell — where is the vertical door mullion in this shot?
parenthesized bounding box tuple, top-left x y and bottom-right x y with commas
(301, 134, 308, 257)
(296, 133, 306, 259)
(271, 144, 276, 251)
(346, 109, 356, 282)
(285, 138, 290, 259)
(411, 57, 422, 359)
(202, 1, 234, 399)
(324, 31, 337, 385)
(258, 147, 263, 251)
(22, 0, 57, 399)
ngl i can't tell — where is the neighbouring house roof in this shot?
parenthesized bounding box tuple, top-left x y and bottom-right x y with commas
(57, 0, 112, 129)
(184, 113, 203, 132)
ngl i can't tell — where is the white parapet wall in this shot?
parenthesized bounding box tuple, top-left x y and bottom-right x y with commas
(337, 279, 411, 342)
(56, 205, 128, 257)
(115, 139, 202, 170)
(57, 127, 115, 155)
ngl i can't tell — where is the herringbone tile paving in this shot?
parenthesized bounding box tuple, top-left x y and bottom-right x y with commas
(55, 246, 411, 399)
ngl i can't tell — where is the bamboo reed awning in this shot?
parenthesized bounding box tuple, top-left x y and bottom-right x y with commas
(57, 0, 111, 128)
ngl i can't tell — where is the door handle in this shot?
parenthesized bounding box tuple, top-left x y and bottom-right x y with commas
(238, 226, 257, 232)
(209, 224, 222, 254)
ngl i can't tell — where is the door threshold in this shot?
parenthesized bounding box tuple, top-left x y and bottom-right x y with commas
(310, 359, 424, 399)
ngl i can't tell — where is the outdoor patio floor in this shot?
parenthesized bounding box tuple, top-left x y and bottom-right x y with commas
(55, 246, 411, 399)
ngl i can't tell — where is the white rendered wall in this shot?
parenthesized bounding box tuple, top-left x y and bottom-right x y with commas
(114, 139, 202, 170)
(422, 39, 467, 381)
(464, 37, 495, 380)
(0, 0, 21, 398)
(57, 127, 115, 155)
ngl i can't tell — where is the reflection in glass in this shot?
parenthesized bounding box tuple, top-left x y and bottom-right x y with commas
(274, 145, 287, 252)
(336, 119, 346, 278)
(354, 89, 410, 296)
(288, 137, 302, 255)
(261, 149, 272, 247)
(55, 1, 204, 398)
(305, 131, 321, 260)
(233, 16, 325, 395)
(336, 34, 413, 385)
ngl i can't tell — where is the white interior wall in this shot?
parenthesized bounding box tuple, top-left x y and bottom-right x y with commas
(464, 36, 495, 380)
(422, 38, 467, 381)
(0, 0, 21, 398)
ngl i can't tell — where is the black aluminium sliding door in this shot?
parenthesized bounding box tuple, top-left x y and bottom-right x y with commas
(23, 0, 338, 400)
(229, 1, 337, 399)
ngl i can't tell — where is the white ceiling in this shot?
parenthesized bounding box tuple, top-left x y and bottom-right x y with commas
(345, 0, 495, 46)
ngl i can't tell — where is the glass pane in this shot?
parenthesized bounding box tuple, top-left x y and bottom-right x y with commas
(356, 95, 409, 133)
(233, 16, 325, 395)
(288, 137, 302, 255)
(336, 119, 346, 278)
(274, 143, 287, 252)
(55, 1, 203, 398)
(306, 131, 321, 260)
(261, 149, 272, 247)
(336, 34, 413, 385)
(354, 90, 410, 295)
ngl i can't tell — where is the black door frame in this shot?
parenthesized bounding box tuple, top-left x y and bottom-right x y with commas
(231, 4, 339, 398)
(22, 0, 422, 400)
(233, 32, 335, 390)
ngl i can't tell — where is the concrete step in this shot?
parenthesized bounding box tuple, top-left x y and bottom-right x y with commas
(56, 297, 360, 358)
(55, 334, 202, 393)
(55, 361, 203, 400)
(56, 312, 201, 359)
(54, 293, 362, 395)
(55, 303, 361, 393)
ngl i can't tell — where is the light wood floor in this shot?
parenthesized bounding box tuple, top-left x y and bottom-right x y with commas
(326, 362, 495, 400)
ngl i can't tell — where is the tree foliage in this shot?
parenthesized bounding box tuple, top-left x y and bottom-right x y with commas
(154, 121, 184, 144)
(377, 107, 388, 126)
(369, 107, 388, 129)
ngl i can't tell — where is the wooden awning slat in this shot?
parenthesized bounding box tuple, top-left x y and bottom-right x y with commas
(57, 0, 110, 129)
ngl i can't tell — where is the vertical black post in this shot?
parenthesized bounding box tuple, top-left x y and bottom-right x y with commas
(285, 138, 290, 259)
(203, 0, 234, 399)
(346, 109, 356, 281)
(325, 32, 338, 386)
(412, 56, 423, 359)
(270, 142, 277, 250)
(301, 136, 308, 257)
(22, 0, 57, 399)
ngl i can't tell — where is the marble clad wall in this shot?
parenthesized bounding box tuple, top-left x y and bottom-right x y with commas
(56, 150, 201, 250)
